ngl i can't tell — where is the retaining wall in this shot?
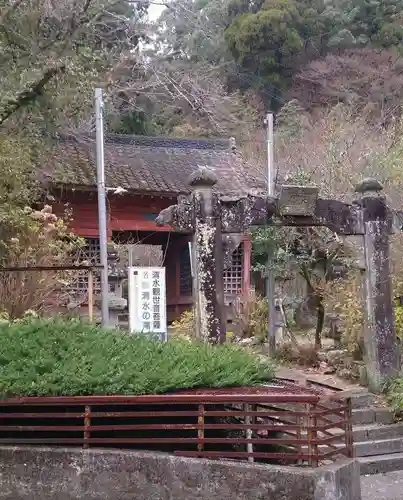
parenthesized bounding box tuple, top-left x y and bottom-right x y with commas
(0, 446, 361, 500)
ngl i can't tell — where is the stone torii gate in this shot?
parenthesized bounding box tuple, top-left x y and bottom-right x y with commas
(156, 168, 400, 392)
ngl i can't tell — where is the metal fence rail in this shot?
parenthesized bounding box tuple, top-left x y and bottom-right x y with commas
(0, 383, 353, 467)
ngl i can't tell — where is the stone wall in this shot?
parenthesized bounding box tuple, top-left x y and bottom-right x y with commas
(0, 446, 361, 500)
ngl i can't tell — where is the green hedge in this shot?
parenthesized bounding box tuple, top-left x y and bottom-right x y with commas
(0, 318, 274, 397)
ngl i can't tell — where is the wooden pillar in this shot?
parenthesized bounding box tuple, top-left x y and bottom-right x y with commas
(162, 238, 179, 322)
(355, 178, 400, 392)
(242, 237, 252, 295)
(189, 168, 226, 344)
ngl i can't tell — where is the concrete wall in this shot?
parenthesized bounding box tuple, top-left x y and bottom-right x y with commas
(0, 446, 361, 500)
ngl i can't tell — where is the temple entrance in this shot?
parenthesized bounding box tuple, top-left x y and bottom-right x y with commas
(111, 230, 250, 325)
(112, 230, 189, 325)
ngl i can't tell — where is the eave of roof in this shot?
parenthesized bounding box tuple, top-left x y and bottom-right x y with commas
(44, 133, 265, 196)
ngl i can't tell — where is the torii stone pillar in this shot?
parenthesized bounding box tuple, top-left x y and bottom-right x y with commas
(355, 178, 400, 392)
(155, 167, 227, 344)
(189, 168, 226, 344)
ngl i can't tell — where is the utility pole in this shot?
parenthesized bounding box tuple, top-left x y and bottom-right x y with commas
(95, 88, 109, 327)
(265, 112, 276, 354)
(266, 113, 274, 197)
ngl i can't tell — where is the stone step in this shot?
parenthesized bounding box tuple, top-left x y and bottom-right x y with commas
(317, 435, 403, 462)
(354, 437, 403, 457)
(353, 423, 403, 442)
(332, 423, 403, 440)
(352, 407, 394, 425)
(348, 392, 377, 409)
(359, 452, 403, 475)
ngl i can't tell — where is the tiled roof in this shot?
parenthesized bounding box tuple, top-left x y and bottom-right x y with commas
(45, 134, 265, 196)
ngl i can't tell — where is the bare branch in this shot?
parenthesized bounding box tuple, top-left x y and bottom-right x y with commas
(0, 64, 66, 126)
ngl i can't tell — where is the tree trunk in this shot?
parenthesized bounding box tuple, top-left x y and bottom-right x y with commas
(315, 298, 325, 350)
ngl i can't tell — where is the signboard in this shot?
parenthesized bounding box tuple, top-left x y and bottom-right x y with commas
(128, 267, 167, 341)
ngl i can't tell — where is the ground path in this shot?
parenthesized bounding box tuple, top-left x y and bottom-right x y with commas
(276, 365, 362, 389)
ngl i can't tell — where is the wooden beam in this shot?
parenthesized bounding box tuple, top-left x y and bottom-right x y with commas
(0, 265, 103, 272)
(242, 238, 252, 295)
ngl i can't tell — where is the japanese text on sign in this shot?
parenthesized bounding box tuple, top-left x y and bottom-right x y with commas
(128, 267, 167, 341)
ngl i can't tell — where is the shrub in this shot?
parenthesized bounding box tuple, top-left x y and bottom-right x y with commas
(326, 272, 364, 359)
(235, 294, 268, 343)
(386, 376, 403, 413)
(395, 305, 403, 339)
(0, 318, 275, 397)
(170, 309, 195, 341)
(0, 205, 82, 319)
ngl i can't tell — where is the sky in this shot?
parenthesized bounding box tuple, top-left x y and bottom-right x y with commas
(148, 2, 166, 21)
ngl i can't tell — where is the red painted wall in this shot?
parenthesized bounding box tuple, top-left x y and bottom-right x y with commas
(109, 196, 173, 233)
(52, 191, 175, 237)
(52, 192, 100, 238)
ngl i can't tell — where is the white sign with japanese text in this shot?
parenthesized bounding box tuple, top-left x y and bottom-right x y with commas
(128, 267, 167, 341)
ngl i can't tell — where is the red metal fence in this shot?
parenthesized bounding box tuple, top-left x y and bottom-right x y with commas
(0, 382, 353, 467)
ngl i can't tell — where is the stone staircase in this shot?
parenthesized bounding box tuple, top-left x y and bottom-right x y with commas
(348, 392, 403, 475)
(276, 368, 403, 475)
